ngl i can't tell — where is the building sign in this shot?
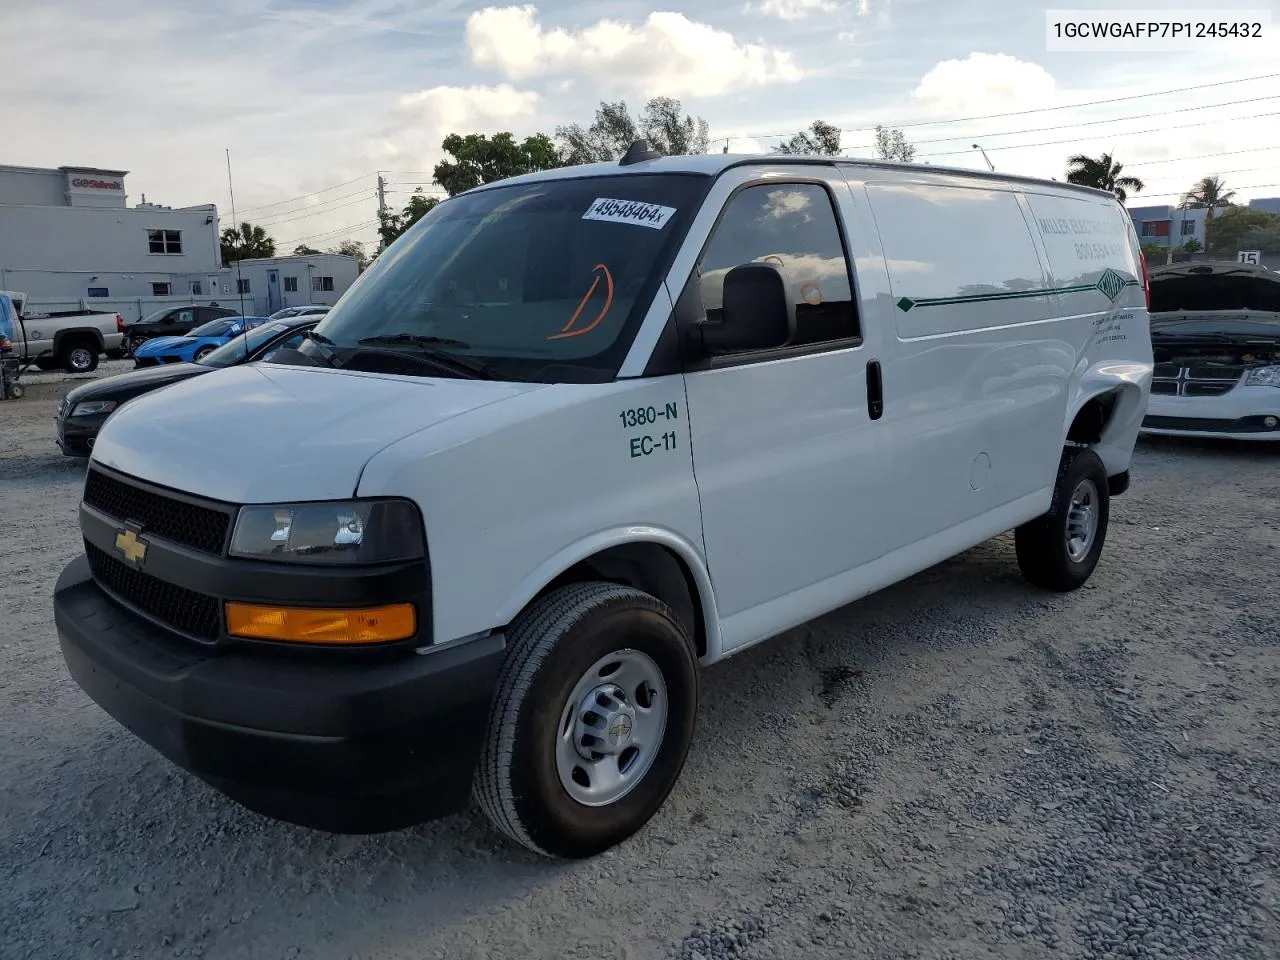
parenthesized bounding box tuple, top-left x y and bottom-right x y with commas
(69, 177, 123, 190)
(1237, 250, 1261, 265)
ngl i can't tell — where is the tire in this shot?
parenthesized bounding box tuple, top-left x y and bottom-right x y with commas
(475, 582, 699, 859)
(127, 335, 149, 357)
(5, 382, 22, 400)
(60, 342, 99, 374)
(194, 345, 216, 361)
(1015, 447, 1110, 592)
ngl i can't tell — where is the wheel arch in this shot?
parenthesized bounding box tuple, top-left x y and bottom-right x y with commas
(494, 528, 721, 662)
(52, 326, 105, 354)
(1063, 375, 1147, 447)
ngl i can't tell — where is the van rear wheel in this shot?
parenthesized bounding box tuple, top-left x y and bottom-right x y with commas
(1015, 447, 1110, 592)
(475, 582, 698, 859)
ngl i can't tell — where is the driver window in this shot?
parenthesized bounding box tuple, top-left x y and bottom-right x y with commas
(696, 182, 860, 350)
(263, 333, 307, 361)
(177, 310, 194, 323)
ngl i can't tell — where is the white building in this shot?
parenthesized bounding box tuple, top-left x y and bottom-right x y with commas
(0, 162, 360, 321)
(206, 253, 360, 317)
(0, 164, 222, 305)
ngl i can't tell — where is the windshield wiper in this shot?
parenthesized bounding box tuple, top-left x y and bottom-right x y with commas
(302, 329, 342, 368)
(358, 333, 471, 348)
(354, 334, 516, 381)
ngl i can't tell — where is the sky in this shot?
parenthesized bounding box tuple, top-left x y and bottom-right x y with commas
(4, 0, 1279, 254)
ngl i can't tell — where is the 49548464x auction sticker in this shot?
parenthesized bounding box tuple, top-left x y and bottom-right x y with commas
(583, 198, 676, 230)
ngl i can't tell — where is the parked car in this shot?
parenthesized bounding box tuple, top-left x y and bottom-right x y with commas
(1141, 261, 1280, 441)
(56, 316, 319, 456)
(121, 304, 239, 355)
(132, 315, 271, 367)
(268, 305, 331, 320)
(0, 289, 125, 373)
(53, 147, 1153, 860)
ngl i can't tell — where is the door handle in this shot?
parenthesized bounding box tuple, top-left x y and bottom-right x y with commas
(866, 359, 884, 421)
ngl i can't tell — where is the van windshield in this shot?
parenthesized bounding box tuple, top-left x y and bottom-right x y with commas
(278, 173, 710, 383)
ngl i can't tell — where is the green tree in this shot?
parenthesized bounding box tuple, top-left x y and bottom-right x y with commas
(774, 120, 842, 156)
(1180, 175, 1237, 254)
(377, 188, 441, 248)
(220, 221, 276, 265)
(328, 239, 370, 271)
(556, 97, 709, 163)
(292, 244, 320, 256)
(1180, 237, 1202, 253)
(433, 132, 564, 197)
(1064, 152, 1144, 202)
(873, 125, 916, 162)
(1198, 204, 1274, 257)
(1237, 225, 1280, 255)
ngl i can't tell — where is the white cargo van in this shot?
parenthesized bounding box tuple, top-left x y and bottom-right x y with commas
(54, 144, 1154, 859)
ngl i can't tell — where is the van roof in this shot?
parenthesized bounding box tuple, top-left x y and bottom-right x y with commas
(464, 152, 1117, 201)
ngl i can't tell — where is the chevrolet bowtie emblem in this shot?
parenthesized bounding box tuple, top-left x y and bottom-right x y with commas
(114, 527, 148, 565)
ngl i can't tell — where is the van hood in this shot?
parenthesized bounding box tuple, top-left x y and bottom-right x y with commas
(91, 364, 546, 503)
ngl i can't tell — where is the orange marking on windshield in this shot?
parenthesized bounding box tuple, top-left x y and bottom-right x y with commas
(548, 264, 615, 340)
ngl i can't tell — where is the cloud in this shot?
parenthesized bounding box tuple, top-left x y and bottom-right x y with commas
(750, 0, 840, 21)
(912, 53, 1057, 117)
(367, 83, 542, 168)
(465, 5, 802, 98)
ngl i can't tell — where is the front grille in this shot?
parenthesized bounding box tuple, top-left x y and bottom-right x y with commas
(83, 468, 231, 556)
(1150, 365, 1242, 399)
(86, 541, 221, 641)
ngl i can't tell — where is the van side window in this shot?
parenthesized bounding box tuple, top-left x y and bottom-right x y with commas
(696, 182, 860, 348)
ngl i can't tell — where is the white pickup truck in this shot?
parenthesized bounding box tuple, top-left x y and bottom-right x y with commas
(0, 290, 125, 373)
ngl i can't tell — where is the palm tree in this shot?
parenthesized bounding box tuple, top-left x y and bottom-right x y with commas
(220, 221, 276, 265)
(1180, 176, 1238, 255)
(1064, 152, 1145, 202)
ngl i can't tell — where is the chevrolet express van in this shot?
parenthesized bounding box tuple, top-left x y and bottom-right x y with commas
(54, 145, 1154, 859)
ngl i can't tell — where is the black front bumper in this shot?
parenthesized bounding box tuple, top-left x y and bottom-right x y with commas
(56, 412, 107, 457)
(55, 556, 506, 833)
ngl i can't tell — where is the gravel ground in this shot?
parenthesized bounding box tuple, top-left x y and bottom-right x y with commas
(2, 394, 1278, 960)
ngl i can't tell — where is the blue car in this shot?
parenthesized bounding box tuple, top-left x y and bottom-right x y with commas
(133, 316, 271, 367)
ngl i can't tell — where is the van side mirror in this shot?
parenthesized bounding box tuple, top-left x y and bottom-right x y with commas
(698, 263, 795, 355)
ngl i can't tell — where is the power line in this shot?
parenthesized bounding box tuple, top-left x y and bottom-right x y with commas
(234, 172, 376, 216)
(911, 111, 1280, 160)
(276, 218, 380, 248)
(1127, 181, 1280, 201)
(1125, 145, 1280, 167)
(712, 71, 1280, 144)
(255, 191, 375, 228)
(893, 95, 1280, 149)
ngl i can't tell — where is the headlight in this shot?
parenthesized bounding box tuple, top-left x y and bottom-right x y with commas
(230, 498, 425, 564)
(71, 400, 117, 416)
(1243, 365, 1280, 388)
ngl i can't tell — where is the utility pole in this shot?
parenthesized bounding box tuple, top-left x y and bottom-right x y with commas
(376, 173, 388, 251)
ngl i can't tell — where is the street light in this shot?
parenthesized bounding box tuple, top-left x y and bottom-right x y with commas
(972, 144, 995, 172)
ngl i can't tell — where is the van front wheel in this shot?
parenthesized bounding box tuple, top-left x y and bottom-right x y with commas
(1015, 448, 1110, 591)
(475, 582, 698, 859)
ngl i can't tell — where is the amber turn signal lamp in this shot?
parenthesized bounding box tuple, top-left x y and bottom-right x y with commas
(225, 602, 416, 645)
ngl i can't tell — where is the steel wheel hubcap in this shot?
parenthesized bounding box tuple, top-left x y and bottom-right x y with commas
(556, 649, 667, 807)
(70, 348, 91, 369)
(1066, 478, 1099, 562)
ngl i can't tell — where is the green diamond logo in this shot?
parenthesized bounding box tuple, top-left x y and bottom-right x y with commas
(896, 297, 916, 312)
(1095, 268, 1126, 302)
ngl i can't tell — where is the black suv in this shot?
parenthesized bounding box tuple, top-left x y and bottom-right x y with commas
(122, 305, 238, 354)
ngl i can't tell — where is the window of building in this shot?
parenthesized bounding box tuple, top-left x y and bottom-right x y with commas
(87, 287, 109, 298)
(284, 276, 298, 293)
(237, 278, 252, 294)
(694, 182, 860, 350)
(189, 280, 203, 296)
(148, 229, 183, 254)
(151, 282, 171, 297)
(1140, 220, 1171, 238)
(312, 276, 335, 292)
(1180, 220, 1196, 236)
